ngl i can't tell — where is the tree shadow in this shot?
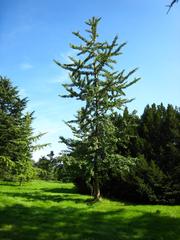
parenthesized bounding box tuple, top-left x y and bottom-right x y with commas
(2, 191, 89, 204)
(0, 204, 179, 240)
(1, 184, 91, 204)
(42, 187, 77, 194)
(0, 184, 179, 239)
(0, 181, 17, 186)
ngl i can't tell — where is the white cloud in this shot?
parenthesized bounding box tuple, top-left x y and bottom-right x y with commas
(20, 63, 33, 70)
(49, 71, 70, 84)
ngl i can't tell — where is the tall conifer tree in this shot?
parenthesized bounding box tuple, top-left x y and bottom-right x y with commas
(55, 17, 139, 200)
(0, 76, 47, 182)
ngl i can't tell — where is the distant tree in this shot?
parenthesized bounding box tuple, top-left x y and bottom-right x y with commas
(55, 17, 139, 200)
(47, 151, 55, 161)
(54, 154, 79, 182)
(35, 151, 57, 180)
(0, 76, 47, 183)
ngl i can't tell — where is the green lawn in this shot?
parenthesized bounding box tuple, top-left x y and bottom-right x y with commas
(0, 181, 179, 240)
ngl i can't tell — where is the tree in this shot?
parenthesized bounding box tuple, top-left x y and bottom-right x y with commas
(0, 76, 47, 183)
(139, 103, 180, 173)
(137, 103, 180, 203)
(35, 151, 57, 180)
(55, 17, 139, 200)
(98, 104, 180, 204)
(111, 108, 141, 157)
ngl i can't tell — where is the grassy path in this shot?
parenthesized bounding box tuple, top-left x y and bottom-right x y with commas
(0, 180, 179, 240)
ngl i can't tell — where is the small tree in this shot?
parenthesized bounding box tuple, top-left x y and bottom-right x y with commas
(55, 17, 139, 200)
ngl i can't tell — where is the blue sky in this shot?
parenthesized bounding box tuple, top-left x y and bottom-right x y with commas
(0, 0, 179, 160)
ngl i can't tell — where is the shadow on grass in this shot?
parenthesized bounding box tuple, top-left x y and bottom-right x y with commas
(0, 184, 180, 239)
(42, 187, 77, 194)
(0, 203, 179, 240)
(0, 181, 17, 186)
(1, 191, 88, 203)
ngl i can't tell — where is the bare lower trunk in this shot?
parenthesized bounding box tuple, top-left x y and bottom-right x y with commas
(93, 176, 101, 201)
(86, 181, 93, 196)
(19, 179, 23, 186)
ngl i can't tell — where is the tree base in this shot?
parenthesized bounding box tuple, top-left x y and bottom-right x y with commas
(86, 196, 102, 205)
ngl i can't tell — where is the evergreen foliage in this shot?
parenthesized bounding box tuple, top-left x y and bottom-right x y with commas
(103, 104, 180, 203)
(35, 151, 58, 180)
(55, 17, 139, 200)
(56, 103, 180, 204)
(138, 103, 180, 203)
(0, 76, 47, 183)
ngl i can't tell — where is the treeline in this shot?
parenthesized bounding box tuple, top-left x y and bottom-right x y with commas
(0, 76, 179, 204)
(35, 104, 180, 204)
(103, 105, 180, 204)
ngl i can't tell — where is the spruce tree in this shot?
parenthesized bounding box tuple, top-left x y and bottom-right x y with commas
(0, 76, 47, 182)
(55, 17, 139, 200)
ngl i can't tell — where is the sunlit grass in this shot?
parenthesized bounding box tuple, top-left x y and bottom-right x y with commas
(0, 180, 179, 240)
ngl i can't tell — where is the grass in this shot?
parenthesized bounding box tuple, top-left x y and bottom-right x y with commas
(0, 180, 179, 240)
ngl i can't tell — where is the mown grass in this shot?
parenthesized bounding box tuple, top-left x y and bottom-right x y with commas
(0, 180, 179, 240)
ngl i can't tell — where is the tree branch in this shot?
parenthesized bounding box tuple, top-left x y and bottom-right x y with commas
(166, 0, 179, 14)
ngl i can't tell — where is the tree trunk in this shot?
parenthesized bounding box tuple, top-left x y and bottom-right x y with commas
(93, 175, 101, 201)
(19, 178, 23, 186)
